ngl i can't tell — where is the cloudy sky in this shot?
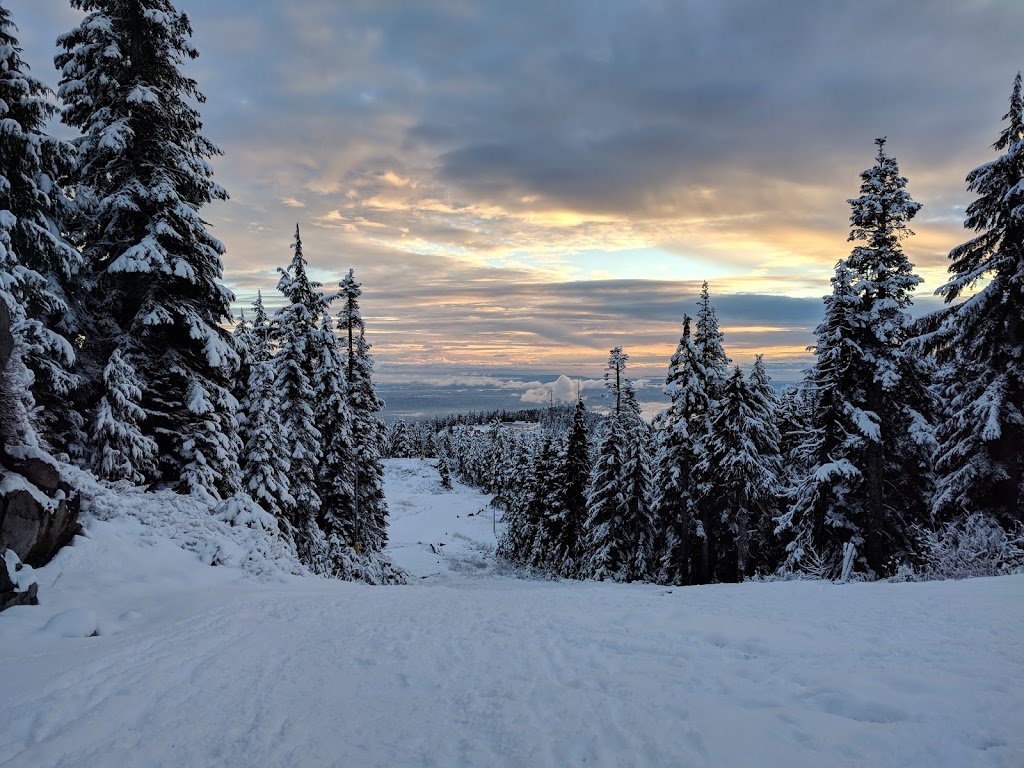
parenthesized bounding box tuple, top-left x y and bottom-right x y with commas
(15, 0, 1024, 382)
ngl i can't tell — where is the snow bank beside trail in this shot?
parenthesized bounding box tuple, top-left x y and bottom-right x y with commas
(1, 459, 1022, 768)
(64, 464, 304, 581)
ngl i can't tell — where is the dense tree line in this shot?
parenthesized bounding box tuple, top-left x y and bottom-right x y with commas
(446, 110, 1024, 583)
(0, 1, 396, 582)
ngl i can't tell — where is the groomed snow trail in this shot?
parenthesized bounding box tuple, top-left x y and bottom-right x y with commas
(1, 459, 1022, 767)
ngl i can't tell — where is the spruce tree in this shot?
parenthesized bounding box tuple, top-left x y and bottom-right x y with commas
(239, 353, 293, 524)
(929, 73, 1024, 528)
(57, 0, 241, 497)
(0, 5, 81, 451)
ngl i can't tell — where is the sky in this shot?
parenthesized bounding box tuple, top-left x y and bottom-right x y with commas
(14, 0, 1024, 389)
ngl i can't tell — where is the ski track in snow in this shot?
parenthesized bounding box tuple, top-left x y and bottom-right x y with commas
(1, 458, 1023, 767)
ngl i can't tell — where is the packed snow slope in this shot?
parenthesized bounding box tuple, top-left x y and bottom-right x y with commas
(2, 459, 1023, 768)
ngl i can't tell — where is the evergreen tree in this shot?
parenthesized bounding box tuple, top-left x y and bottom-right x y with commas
(0, 5, 82, 451)
(777, 261, 868, 577)
(90, 348, 157, 483)
(746, 355, 785, 572)
(583, 416, 628, 581)
(337, 270, 388, 551)
(652, 316, 706, 585)
(57, 0, 241, 497)
(549, 398, 590, 577)
(844, 138, 934, 573)
(700, 366, 782, 581)
(272, 225, 325, 562)
(929, 74, 1024, 528)
(437, 454, 453, 490)
(691, 284, 733, 583)
(694, 281, 731, 399)
(239, 353, 293, 524)
(314, 311, 357, 546)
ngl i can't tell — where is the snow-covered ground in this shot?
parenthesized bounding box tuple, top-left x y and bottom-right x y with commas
(2, 459, 1023, 767)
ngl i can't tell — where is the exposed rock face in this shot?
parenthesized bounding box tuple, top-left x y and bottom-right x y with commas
(0, 297, 81, 611)
(1, 550, 39, 611)
(0, 473, 81, 566)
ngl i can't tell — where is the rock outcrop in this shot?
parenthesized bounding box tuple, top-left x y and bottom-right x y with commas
(0, 298, 81, 610)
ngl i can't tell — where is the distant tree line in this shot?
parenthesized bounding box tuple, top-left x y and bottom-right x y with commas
(437, 116, 1024, 583)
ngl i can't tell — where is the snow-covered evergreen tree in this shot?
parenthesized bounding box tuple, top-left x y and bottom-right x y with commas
(336, 269, 388, 551)
(272, 225, 325, 563)
(57, 0, 241, 497)
(928, 74, 1024, 529)
(691, 285, 732, 583)
(314, 311, 357, 546)
(549, 398, 590, 577)
(239, 353, 293, 525)
(0, 5, 81, 452)
(844, 138, 934, 573)
(583, 415, 628, 581)
(777, 261, 868, 577)
(746, 355, 785, 572)
(90, 348, 157, 483)
(700, 365, 782, 581)
(583, 348, 652, 582)
(652, 316, 706, 585)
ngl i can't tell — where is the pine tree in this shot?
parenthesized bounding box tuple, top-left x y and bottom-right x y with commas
(844, 138, 934, 573)
(929, 74, 1024, 528)
(57, 0, 241, 497)
(337, 269, 388, 551)
(0, 5, 82, 451)
(90, 348, 157, 483)
(272, 225, 325, 563)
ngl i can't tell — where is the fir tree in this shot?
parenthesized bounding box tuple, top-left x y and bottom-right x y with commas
(549, 398, 590, 577)
(746, 355, 785, 572)
(337, 269, 388, 551)
(653, 316, 705, 585)
(239, 355, 293, 524)
(777, 261, 868, 577)
(844, 138, 934, 574)
(0, 5, 81, 451)
(691, 284, 732, 583)
(272, 225, 326, 562)
(700, 366, 783, 581)
(57, 0, 241, 497)
(314, 311, 357, 546)
(90, 348, 157, 483)
(583, 416, 628, 581)
(929, 74, 1024, 528)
